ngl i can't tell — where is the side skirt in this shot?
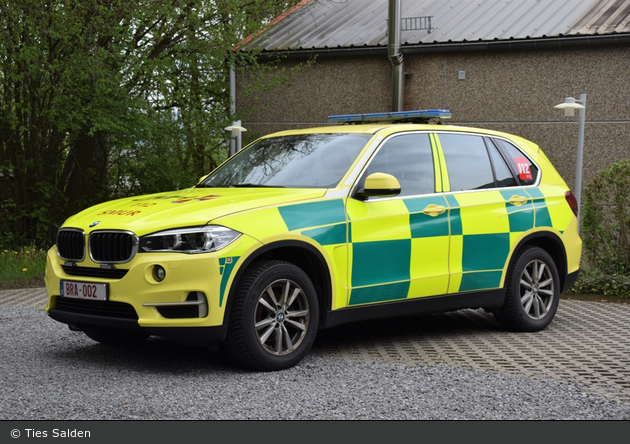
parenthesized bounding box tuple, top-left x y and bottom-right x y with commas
(321, 288, 506, 329)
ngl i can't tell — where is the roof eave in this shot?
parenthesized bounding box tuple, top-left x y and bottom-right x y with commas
(251, 33, 630, 60)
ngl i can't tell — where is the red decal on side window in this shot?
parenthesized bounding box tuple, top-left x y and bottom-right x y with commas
(515, 157, 533, 181)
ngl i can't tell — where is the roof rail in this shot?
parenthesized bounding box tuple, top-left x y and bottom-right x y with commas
(328, 109, 451, 124)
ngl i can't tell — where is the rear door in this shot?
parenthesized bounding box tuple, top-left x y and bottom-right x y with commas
(434, 132, 534, 294)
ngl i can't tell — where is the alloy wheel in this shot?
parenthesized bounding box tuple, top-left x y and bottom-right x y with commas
(254, 278, 310, 356)
(519, 259, 555, 320)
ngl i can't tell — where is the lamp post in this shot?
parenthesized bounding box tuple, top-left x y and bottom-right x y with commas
(554, 94, 586, 230)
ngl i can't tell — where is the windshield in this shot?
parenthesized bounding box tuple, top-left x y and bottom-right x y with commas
(199, 133, 371, 188)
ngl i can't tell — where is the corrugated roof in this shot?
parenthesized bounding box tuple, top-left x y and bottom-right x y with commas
(250, 0, 630, 51)
(571, 0, 630, 34)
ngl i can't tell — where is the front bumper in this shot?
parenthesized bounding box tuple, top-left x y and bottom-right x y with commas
(562, 268, 580, 294)
(45, 235, 260, 342)
(47, 306, 228, 346)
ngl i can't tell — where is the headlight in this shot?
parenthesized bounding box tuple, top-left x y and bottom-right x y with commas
(139, 226, 241, 254)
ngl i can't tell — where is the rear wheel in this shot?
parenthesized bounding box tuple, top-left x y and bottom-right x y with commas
(84, 327, 150, 346)
(223, 260, 319, 371)
(493, 246, 560, 332)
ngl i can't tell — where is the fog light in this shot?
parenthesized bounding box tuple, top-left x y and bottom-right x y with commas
(153, 265, 166, 282)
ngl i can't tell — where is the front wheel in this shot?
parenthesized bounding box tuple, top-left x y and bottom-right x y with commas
(493, 246, 560, 332)
(223, 260, 319, 371)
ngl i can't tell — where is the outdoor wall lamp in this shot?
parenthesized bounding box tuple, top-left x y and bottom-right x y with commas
(555, 94, 586, 230)
(225, 121, 247, 156)
(554, 96, 585, 117)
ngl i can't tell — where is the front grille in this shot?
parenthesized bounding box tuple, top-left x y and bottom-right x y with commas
(57, 229, 85, 261)
(54, 297, 138, 320)
(89, 231, 138, 263)
(62, 265, 128, 279)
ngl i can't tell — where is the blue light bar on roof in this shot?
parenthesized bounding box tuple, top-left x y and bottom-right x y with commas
(328, 109, 452, 124)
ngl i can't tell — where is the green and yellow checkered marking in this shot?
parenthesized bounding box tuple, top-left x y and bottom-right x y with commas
(348, 188, 562, 305)
(348, 196, 450, 305)
(273, 187, 572, 309)
(279, 199, 346, 231)
(446, 191, 510, 293)
(219, 256, 240, 307)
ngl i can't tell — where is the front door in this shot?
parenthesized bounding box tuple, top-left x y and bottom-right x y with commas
(346, 132, 450, 306)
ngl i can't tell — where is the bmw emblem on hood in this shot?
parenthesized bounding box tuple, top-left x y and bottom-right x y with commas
(89, 221, 100, 228)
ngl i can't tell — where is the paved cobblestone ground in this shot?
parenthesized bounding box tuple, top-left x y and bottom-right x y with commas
(0, 287, 48, 309)
(2, 287, 629, 403)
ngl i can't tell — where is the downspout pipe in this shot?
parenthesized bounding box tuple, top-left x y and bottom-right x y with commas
(388, 0, 404, 112)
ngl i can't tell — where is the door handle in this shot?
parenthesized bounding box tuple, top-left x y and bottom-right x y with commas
(422, 204, 447, 216)
(508, 195, 529, 206)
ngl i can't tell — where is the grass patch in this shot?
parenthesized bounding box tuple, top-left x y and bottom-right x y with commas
(0, 246, 47, 290)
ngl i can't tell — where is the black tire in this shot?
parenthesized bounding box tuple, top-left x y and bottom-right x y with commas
(84, 327, 150, 346)
(223, 260, 319, 371)
(493, 246, 560, 332)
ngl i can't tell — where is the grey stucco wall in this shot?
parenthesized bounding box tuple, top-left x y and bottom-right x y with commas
(406, 46, 630, 188)
(237, 55, 391, 140)
(237, 44, 630, 189)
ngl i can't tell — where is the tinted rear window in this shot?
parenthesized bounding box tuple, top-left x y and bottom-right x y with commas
(487, 139, 518, 188)
(438, 133, 494, 192)
(492, 138, 539, 185)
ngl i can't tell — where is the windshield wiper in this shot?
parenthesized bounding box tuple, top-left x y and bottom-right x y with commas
(195, 184, 215, 188)
(229, 183, 285, 188)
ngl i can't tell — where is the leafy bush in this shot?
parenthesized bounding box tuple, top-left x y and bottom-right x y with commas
(567, 267, 630, 297)
(581, 159, 630, 275)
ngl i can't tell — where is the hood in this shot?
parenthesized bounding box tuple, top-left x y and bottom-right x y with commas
(63, 187, 327, 236)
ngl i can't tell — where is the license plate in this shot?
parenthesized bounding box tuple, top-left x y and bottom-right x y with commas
(60, 280, 108, 301)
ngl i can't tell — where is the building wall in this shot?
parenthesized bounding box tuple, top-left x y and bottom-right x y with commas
(238, 44, 630, 189)
(237, 55, 391, 139)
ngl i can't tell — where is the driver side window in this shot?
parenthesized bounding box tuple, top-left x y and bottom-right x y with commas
(362, 133, 435, 198)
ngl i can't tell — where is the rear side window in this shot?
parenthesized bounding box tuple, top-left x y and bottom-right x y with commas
(492, 138, 539, 186)
(486, 139, 518, 188)
(438, 133, 494, 191)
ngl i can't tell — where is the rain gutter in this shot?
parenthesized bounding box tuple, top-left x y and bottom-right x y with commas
(253, 34, 630, 60)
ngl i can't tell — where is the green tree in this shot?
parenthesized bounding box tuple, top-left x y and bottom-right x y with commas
(0, 0, 302, 249)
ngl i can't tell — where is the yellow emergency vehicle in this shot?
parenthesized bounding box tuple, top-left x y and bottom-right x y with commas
(45, 110, 582, 371)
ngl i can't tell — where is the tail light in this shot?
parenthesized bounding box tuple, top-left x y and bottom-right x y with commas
(565, 191, 578, 217)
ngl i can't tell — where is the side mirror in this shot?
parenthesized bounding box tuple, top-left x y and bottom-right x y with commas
(354, 172, 401, 200)
(197, 174, 210, 184)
